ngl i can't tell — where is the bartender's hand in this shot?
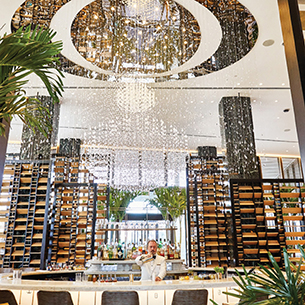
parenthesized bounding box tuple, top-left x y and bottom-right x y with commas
(155, 276, 162, 281)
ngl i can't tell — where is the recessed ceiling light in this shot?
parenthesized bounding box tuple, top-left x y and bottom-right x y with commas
(263, 39, 275, 47)
(275, 100, 278, 103)
(252, 99, 256, 102)
(282, 83, 285, 86)
(259, 83, 263, 86)
(284, 129, 291, 132)
(283, 108, 290, 113)
(237, 83, 240, 85)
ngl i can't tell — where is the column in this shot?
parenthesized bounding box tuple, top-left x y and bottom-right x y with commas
(278, 0, 305, 178)
(20, 95, 60, 160)
(0, 119, 10, 192)
(219, 96, 260, 179)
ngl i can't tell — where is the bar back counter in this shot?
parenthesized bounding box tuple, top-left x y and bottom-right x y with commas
(0, 271, 238, 305)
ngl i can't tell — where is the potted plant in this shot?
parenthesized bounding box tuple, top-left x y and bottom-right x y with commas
(214, 266, 224, 280)
(0, 25, 64, 136)
(211, 245, 305, 304)
(148, 187, 186, 245)
(108, 188, 140, 222)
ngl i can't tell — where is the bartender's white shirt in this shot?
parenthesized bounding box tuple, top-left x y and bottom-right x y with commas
(135, 254, 166, 281)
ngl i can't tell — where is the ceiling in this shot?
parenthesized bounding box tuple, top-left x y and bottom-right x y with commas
(1, 0, 302, 157)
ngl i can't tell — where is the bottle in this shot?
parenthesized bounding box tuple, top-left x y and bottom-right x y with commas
(103, 243, 108, 260)
(127, 243, 132, 259)
(97, 242, 102, 259)
(138, 239, 143, 254)
(164, 241, 168, 259)
(176, 243, 181, 259)
(118, 240, 123, 259)
(169, 241, 174, 259)
(158, 238, 163, 249)
(108, 244, 113, 259)
(113, 240, 118, 259)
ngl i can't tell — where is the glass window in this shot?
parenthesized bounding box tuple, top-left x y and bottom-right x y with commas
(282, 158, 302, 179)
(260, 157, 282, 178)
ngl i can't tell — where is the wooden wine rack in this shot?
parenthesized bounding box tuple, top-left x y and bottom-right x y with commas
(47, 183, 97, 265)
(94, 184, 108, 255)
(0, 161, 51, 269)
(54, 156, 94, 184)
(47, 157, 108, 266)
(187, 154, 230, 268)
(231, 179, 305, 267)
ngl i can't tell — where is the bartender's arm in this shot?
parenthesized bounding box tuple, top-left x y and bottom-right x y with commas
(135, 254, 153, 266)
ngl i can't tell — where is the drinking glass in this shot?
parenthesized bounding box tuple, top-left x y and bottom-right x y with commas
(13, 270, 22, 283)
(82, 273, 88, 282)
(75, 272, 82, 282)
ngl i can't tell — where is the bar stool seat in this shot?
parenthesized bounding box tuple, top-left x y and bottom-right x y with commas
(102, 291, 139, 305)
(171, 289, 208, 305)
(37, 291, 74, 305)
(0, 290, 18, 305)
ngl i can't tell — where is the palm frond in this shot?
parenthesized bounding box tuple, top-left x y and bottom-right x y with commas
(0, 25, 64, 136)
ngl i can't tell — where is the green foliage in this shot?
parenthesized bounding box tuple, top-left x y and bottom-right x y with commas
(108, 188, 140, 222)
(211, 246, 305, 305)
(214, 267, 224, 274)
(0, 25, 64, 136)
(147, 187, 186, 220)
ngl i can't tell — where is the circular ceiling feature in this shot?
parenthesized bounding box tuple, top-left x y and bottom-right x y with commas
(71, 0, 201, 76)
(10, 0, 259, 82)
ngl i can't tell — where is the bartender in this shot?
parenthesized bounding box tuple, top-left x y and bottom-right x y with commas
(135, 239, 166, 281)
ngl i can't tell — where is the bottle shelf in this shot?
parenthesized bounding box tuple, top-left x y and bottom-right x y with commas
(187, 153, 230, 268)
(98, 228, 177, 232)
(0, 160, 51, 269)
(231, 178, 305, 267)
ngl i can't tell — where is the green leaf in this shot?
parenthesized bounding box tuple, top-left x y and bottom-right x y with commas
(0, 25, 64, 136)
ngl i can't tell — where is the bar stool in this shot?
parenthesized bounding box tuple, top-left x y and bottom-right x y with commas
(0, 290, 18, 305)
(37, 291, 74, 305)
(171, 289, 208, 305)
(101, 291, 139, 305)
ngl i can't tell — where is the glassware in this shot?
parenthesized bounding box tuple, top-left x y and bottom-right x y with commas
(13, 269, 22, 283)
(75, 272, 82, 282)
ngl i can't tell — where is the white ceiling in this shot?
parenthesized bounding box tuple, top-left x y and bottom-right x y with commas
(1, 0, 302, 157)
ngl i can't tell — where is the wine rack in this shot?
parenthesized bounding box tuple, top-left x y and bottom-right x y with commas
(0, 161, 50, 269)
(47, 183, 97, 265)
(54, 156, 94, 184)
(230, 179, 305, 267)
(187, 154, 230, 268)
(94, 184, 108, 255)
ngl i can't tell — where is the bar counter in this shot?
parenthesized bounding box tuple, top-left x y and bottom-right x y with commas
(0, 271, 239, 305)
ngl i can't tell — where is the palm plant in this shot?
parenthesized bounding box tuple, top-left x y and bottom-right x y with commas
(212, 245, 305, 305)
(148, 187, 186, 244)
(147, 187, 169, 219)
(108, 188, 140, 222)
(0, 25, 64, 136)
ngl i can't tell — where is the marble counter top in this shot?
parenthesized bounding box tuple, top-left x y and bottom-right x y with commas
(0, 276, 237, 292)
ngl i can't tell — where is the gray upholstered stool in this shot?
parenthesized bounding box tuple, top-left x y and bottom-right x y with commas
(102, 291, 139, 305)
(37, 291, 74, 305)
(0, 290, 18, 305)
(171, 289, 208, 305)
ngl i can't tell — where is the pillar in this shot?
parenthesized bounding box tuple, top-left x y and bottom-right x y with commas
(278, 0, 305, 179)
(219, 96, 260, 179)
(0, 119, 10, 192)
(20, 95, 60, 160)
